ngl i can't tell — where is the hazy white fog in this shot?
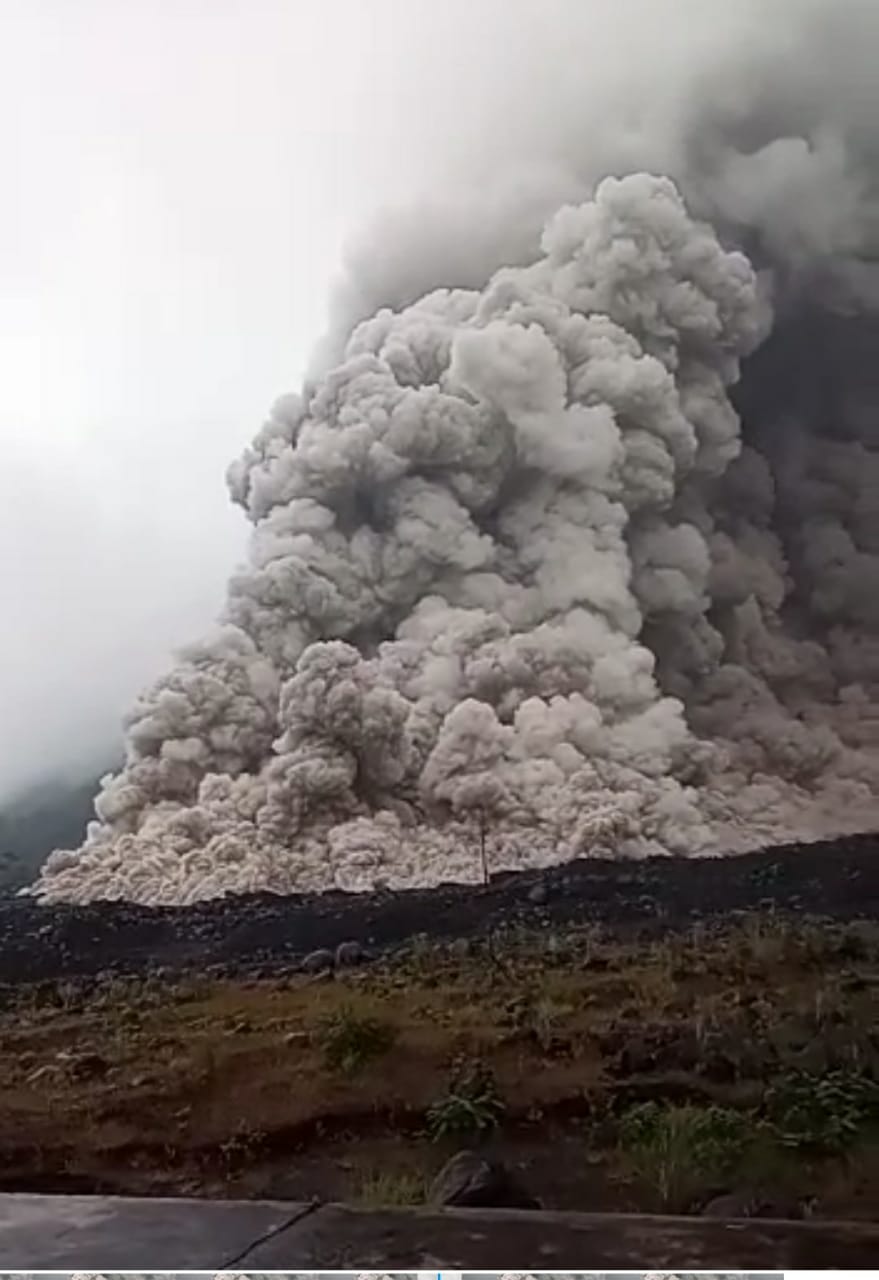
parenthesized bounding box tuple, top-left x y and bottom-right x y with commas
(0, 0, 455, 795)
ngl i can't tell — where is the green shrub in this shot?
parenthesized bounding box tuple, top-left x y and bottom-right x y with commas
(618, 1101, 750, 1210)
(426, 1061, 505, 1140)
(316, 1005, 396, 1074)
(763, 1069, 879, 1155)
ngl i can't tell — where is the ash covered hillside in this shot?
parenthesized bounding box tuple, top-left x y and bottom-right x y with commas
(32, 0, 879, 905)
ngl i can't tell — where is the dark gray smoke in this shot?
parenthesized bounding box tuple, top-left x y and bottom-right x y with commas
(32, 0, 879, 903)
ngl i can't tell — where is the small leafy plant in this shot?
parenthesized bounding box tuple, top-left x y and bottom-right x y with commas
(426, 1060, 505, 1140)
(218, 1120, 266, 1167)
(315, 1005, 396, 1074)
(763, 1069, 879, 1155)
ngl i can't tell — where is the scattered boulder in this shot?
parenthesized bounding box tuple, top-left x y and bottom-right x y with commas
(527, 882, 548, 906)
(59, 1050, 109, 1080)
(701, 1191, 760, 1218)
(701, 1190, 814, 1219)
(335, 939, 364, 968)
(301, 948, 335, 975)
(428, 1149, 540, 1209)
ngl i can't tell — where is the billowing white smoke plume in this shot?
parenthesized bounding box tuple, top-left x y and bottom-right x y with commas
(32, 1, 879, 904)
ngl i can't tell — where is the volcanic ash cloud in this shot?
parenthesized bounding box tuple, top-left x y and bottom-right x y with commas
(32, 173, 879, 904)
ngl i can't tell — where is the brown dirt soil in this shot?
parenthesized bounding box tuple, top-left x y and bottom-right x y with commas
(1, 914, 878, 1219)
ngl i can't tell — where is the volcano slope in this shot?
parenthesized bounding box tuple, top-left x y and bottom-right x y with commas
(0, 834, 878, 1219)
(1, 833, 878, 983)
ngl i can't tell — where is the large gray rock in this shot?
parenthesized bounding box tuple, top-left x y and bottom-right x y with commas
(428, 1149, 540, 1209)
(335, 939, 365, 968)
(301, 948, 335, 975)
(701, 1191, 815, 1220)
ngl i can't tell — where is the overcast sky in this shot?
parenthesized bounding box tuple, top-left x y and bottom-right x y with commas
(0, 0, 472, 796)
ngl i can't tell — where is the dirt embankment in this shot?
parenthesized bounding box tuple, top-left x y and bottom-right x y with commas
(0, 835, 877, 1219)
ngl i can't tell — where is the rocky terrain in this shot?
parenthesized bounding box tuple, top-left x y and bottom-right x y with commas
(0, 835, 876, 1219)
(2, 832, 878, 984)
